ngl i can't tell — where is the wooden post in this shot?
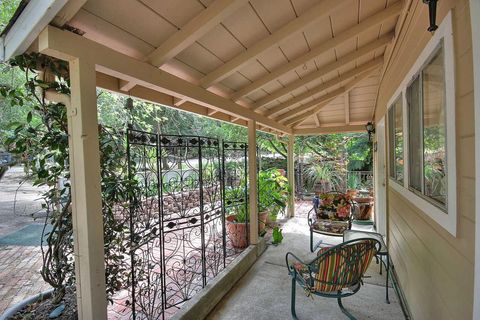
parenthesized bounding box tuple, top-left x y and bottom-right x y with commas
(248, 120, 259, 244)
(68, 57, 107, 319)
(287, 135, 295, 217)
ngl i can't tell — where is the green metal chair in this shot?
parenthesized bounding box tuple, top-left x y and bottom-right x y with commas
(308, 191, 356, 252)
(286, 238, 380, 319)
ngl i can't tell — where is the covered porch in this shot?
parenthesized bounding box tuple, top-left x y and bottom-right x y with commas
(1, 0, 478, 319)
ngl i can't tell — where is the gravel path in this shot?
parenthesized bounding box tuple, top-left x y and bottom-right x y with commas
(0, 166, 47, 237)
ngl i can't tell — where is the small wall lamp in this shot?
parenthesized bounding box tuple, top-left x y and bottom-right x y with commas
(423, 0, 438, 32)
(365, 122, 375, 142)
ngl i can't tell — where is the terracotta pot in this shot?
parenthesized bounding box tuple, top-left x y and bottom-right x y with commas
(226, 215, 248, 249)
(258, 211, 269, 232)
(347, 189, 358, 198)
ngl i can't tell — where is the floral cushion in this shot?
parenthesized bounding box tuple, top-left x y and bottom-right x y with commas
(313, 220, 349, 235)
(316, 193, 352, 221)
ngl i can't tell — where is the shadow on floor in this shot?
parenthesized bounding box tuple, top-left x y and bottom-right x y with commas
(207, 216, 404, 320)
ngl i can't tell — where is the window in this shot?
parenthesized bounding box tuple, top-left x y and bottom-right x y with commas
(388, 96, 403, 184)
(386, 11, 456, 236)
(407, 44, 447, 209)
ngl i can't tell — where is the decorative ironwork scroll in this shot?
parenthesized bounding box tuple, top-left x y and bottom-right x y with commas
(126, 130, 248, 319)
(222, 142, 249, 258)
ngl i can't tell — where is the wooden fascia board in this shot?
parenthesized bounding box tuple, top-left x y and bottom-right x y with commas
(37, 26, 291, 134)
(198, 0, 349, 88)
(253, 40, 388, 110)
(1, 0, 68, 61)
(147, 0, 250, 67)
(293, 125, 365, 135)
(265, 57, 385, 117)
(230, 1, 402, 101)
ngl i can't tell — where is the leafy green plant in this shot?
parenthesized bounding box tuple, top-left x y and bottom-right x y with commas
(272, 226, 283, 245)
(257, 169, 290, 218)
(347, 173, 360, 190)
(304, 162, 342, 192)
(1, 52, 143, 305)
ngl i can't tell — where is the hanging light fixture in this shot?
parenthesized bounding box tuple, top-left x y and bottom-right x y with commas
(365, 122, 375, 142)
(423, 0, 438, 32)
(125, 97, 134, 111)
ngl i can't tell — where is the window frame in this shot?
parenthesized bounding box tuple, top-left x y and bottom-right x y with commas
(386, 12, 457, 236)
(387, 94, 404, 185)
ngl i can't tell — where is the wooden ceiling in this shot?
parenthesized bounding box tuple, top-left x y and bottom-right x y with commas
(53, 0, 403, 134)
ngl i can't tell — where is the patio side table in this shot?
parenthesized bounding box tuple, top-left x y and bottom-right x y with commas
(343, 229, 390, 303)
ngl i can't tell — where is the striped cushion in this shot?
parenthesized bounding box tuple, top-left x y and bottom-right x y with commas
(314, 241, 376, 292)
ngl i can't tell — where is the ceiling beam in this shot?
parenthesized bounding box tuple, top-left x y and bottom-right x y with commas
(253, 35, 390, 110)
(293, 125, 365, 135)
(230, 1, 402, 101)
(282, 68, 377, 125)
(264, 57, 384, 117)
(147, 0, 249, 67)
(118, 79, 136, 92)
(198, 0, 349, 88)
(38, 26, 292, 134)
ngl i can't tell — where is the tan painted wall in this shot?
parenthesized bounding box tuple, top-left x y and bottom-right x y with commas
(375, 1, 475, 319)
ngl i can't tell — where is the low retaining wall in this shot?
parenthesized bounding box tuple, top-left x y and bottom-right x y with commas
(172, 237, 267, 320)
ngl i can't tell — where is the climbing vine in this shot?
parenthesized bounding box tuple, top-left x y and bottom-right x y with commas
(1, 52, 137, 305)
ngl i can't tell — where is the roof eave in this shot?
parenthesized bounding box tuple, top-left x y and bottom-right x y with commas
(1, 0, 68, 62)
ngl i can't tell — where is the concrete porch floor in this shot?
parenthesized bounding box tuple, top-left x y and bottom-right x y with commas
(207, 215, 405, 320)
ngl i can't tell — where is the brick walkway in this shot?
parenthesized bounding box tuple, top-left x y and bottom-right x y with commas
(0, 169, 313, 318)
(0, 246, 50, 314)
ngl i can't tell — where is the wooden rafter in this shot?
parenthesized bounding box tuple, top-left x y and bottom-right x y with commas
(282, 68, 378, 126)
(264, 57, 385, 117)
(38, 26, 292, 134)
(147, 0, 250, 67)
(253, 35, 391, 110)
(275, 88, 343, 122)
(52, 0, 87, 27)
(230, 1, 402, 101)
(198, 0, 349, 88)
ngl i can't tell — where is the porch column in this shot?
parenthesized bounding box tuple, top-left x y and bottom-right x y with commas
(68, 57, 107, 319)
(248, 120, 259, 244)
(287, 134, 295, 218)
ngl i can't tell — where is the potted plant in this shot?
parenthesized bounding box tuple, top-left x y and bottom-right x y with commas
(346, 173, 360, 197)
(257, 169, 290, 230)
(225, 205, 248, 248)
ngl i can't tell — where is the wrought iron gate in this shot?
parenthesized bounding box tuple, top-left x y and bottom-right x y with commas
(126, 129, 248, 319)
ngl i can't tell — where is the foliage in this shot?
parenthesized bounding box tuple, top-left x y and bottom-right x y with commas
(257, 169, 290, 216)
(303, 162, 343, 192)
(0, 0, 20, 32)
(272, 226, 283, 245)
(347, 173, 360, 190)
(1, 52, 139, 305)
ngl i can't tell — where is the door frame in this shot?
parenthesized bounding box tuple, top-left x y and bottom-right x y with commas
(374, 116, 387, 237)
(470, 0, 480, 318)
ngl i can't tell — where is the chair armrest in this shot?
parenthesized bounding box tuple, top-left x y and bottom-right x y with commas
(286, 252, 315, 289)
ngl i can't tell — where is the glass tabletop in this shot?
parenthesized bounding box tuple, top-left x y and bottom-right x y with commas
(343, 230, 388, 254)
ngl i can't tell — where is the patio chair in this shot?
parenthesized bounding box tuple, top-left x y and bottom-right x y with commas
(286, 238, 381, 320)
(308, 191, 355, 252)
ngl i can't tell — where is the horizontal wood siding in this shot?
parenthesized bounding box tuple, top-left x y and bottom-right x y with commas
(376, 0, 475, 319)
